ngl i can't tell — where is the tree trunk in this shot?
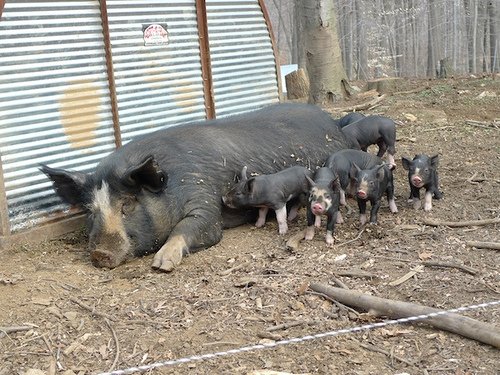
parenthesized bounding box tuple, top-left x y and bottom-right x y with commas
(489, 0, 498, 72)
(355, 0, 368, 80)
(297, 0, 347, 105)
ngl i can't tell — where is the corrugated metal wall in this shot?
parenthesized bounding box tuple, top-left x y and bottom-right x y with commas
(106, 0, 207, 144)
(206, 0, 279, 117)
(0, 1, 117, 232)
(0, 0, 280, 236)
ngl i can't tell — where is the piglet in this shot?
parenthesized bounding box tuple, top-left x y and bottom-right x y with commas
(401, 154, 442, 211)
(350, 163, 398, 225)
(341, 115, 397, 169)
(304, 167, 341, 246)
(338, 112, 365, 128)
(222, 166, 312, 234)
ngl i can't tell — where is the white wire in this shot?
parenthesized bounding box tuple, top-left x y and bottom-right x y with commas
(97, 299, 500, 375)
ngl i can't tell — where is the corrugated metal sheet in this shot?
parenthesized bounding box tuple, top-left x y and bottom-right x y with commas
(106, 0, 207, 144)
(0, 1, 116, 232)
(206, 0, 279, 117)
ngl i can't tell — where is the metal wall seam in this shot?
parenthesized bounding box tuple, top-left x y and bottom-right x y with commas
(206, 0, 280, 117)
(100, 0, 122, 148)
(195, 0, 215, 120)
(0, 1, 116, 233)
(257, 0, 282, 98)
(106, 0, 207, 144)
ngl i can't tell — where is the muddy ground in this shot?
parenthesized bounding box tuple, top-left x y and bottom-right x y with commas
(1, 77, 499, 375)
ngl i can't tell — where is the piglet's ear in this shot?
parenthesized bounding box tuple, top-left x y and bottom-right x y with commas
(401, 157, 411, 170)
(39, 164, 90, 206)
(240, 166, 248, 181)
(330, 176, 340, 190)
(122, 156, 167, 193)
(244, 178, 256, 194)
(306, 174, 316, 187)
(376, 164, 385, 181)
(430, 154, 439, 167)
(349, 163, 361, 180)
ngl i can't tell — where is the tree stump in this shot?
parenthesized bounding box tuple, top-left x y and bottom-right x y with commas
(366, 77, 403, 94)
(285, 68, 310, 100)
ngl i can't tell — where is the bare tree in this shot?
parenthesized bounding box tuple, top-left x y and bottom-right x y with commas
(296, 0, 347, 104)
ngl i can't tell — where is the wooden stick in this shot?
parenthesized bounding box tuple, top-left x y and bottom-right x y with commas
(467, 241, 500, 250)
(0, 325, 36, 337)
(70, 297, 117, 322)
(422, 217, 500, 227)
(334, 94, 387, 112)
(309, 283, 500, 348)
(105, 318, 120, 372)
(420, 261, 479, 275)
(336, 229, 365, 248)
(356, 340, 415, 366)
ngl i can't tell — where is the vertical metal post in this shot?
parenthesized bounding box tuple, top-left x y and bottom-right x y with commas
(0, 154, 11, 237)
(195, 0, 216, 119)
(258, 0, 283, 100)
(99, 0, 122, 148)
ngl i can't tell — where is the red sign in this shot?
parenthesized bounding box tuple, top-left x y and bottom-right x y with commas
(142, 24, 169, 46)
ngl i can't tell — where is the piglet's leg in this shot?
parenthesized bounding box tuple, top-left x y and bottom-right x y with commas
(275, 206, 288, 235)
(287, 204, 300, 221)
(336, 210, 344, 224)
(152, 208, 223, 272)
(339, 189, 346, 206)
(305, 226, 315, 240)
(424, 191, 433, 211)
(325, 231, 334, 247)
(412, 197, 421, 210)
(314, 215, 321, 227)
(255, 207, 268, 227)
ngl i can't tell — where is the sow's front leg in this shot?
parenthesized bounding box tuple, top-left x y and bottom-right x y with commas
(152, 204, 223, 272)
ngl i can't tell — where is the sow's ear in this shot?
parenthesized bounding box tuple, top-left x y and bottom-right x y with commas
(39, 164, 90, 206)
(122, 156, 167, 193)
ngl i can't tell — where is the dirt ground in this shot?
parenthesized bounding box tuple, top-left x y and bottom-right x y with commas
(1, 77, 499, 375)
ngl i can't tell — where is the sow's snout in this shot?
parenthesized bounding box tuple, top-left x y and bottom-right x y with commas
(88, 231, 130, 269)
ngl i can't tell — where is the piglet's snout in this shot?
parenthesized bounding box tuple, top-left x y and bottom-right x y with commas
(311, 203, 324, 215)
(411, 176, 423, 187)
(356, 190, 367, 199)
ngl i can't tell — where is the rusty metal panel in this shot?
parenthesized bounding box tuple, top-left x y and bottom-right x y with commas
(0, 1, 116, 232)
(206, 0, 279, 117)
(106, 0, 207, 144)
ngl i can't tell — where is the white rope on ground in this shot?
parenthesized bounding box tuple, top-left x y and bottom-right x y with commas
(97, 299, 500, 375)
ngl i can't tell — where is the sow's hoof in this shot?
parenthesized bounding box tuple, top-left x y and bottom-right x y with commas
(151, 235, 186, 272)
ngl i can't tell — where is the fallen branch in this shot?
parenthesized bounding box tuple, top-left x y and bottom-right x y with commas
(465, 120, 500, 131)
(421, 261, 479, 275)
(336, 229, 365, 248)
(69, 297, 117, 322)
(309, 282, 500, 348)
(266, 320, 318, 332)
(336, 269, 378, 279)
(331, 275, 350, 289)
(105, 318, 120, 373)
(388, 265, 425, 286)
(467, 241, 500, 251)
(355, 340, 416, 366)
(422, 126, 453, 132)
(422, 217, 500, 227)
(334, 94, 387, 112)
(0, 325, 36, 337)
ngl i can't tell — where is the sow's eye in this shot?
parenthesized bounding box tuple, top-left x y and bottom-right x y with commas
(122, 196, 137, 216)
